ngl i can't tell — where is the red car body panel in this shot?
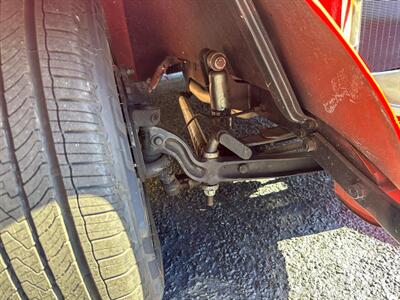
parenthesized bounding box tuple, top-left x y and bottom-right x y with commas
(254, 0, 400, 190)
(101, 0, 137, 77)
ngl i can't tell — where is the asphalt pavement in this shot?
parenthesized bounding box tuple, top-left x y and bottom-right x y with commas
(145, 77, 400, 300)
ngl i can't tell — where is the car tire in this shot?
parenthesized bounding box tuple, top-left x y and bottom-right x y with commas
(0, 0, 163, 299)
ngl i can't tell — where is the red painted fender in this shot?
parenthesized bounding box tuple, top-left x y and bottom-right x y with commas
(253, 0, 400, 225)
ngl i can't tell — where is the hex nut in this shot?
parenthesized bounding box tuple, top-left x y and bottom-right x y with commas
(153, 136, 163, 146)
(202, 184, 219, 197)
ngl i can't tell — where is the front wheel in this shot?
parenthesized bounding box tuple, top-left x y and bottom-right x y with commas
(0, 0, 163, 299)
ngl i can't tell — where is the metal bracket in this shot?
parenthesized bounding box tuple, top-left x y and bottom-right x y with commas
(114, 66, 166, 180)
(114, 67, 147, 180)
(231, 0, 315, 128)
(311, 133, 400, 242)
(131, 106, 160, 128)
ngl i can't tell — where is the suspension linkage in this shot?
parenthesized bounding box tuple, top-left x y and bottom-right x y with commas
(142, 126, 320, 186)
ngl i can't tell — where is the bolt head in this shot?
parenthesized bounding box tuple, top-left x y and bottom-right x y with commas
(214, 56, 226, 70)
(207, 52, 227, 71)
(153, 136, 163, 146)
(204, 190, 216, 197)
(202, 184, 219, 197)
(238, 164, 249, 174)
(204, 190, 217, 197)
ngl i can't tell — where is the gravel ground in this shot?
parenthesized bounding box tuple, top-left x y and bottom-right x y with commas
(144, 77, 400, 300)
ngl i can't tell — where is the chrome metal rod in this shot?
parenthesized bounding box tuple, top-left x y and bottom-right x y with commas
(179, 95, 207, 156)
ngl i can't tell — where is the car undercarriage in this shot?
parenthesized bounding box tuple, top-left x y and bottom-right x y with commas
(108, 0, 400, 241)
(0, 0, 399, 299)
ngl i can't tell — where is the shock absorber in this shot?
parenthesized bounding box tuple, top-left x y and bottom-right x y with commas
(203, 51, 231, 206)
(207, 51, 230, 117)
